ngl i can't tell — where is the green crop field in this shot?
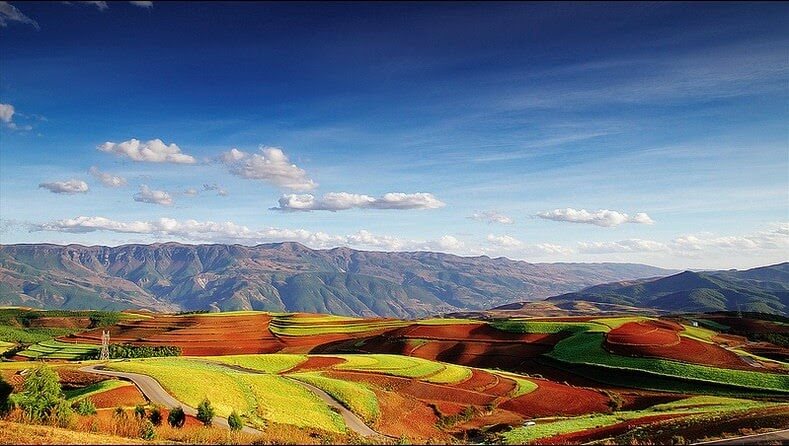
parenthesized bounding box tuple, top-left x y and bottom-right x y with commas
(17, 339, 98, 360)
(487, 370, 539, 397)
(335, 354, 447, 378)
(502, 395, 779, 444)
(105, 357, 346, 433)
(269, 315, 408, 336)
(290, 372, 380, 423)
(423, 363, 472, 384)
(548, 332, 789, 393)
(0, 341, 15, 354)
(490, 319, 603, 334)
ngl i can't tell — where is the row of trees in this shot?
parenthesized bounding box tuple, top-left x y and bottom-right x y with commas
(105, 344, 182, 359)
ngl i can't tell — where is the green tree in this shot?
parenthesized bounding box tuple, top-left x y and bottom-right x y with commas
(134, 404, 146, 419)
(71, 398, 97, 415)
(15, 366, 65, 421)
(149, 405, 162, 426)
(168, 406, 185, 428)
(227, 410, 243, 431)
(196, 397, 214, 427)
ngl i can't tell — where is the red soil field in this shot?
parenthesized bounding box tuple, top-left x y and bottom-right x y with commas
(286, 356, 347, 373)
(605, 320, 768, 371)
(400, 323, 560, 343)
(430, 401, 466, 417)
(373, 389, 449, 441)
(61, 314, 284, 356)
(452, 369, 500, 392)
(533, 413, 683, 445)
(58, 368, 110, 388)
(88, 385, 146, 408)
(28, 317, 92, 329)
(499, 379, 611, 418)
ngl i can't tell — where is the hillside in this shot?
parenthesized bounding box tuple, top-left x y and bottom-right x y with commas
(0, 242, 671, 318)
(542, 263, 789, 315)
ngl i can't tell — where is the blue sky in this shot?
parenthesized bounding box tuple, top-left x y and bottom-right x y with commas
(0, 1, 787, 269)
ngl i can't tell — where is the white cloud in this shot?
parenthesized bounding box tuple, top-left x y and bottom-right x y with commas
(38, 179, 89, 194)
(578, 239, 668, 254)
(469, 211, 514, 224)
(128, 1, 153, 7)
(221, 147, 316, 191)
(88, 166, 127, 188)
(273, 192, 445, 212)
(671, 223, 789, 253)
(184, 188, 199, 197)
(0, 103, 14, 123)
(98, 138, 196, 164)
(76, 1, 108, 10)
(486, 234, 522, 248)
(133, 185, 173, 206)
(0, 2, 39, 29)
(537, 208, 655, 227)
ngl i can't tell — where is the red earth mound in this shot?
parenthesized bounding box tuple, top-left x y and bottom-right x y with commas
(88, 384, 146, 408)
(605, 320, 768, 371)
(499, 378, 611, 418)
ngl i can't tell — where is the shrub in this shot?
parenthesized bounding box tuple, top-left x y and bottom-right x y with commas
(197, 397, 215, 426)
(139, 419, 156, 440)
(134, 404, 146, 419)
(72, 398, 97, 416)
(48, 399, 74, 428)
(149, 405, 162, 426)
(15, 366, 65, 422)
(108, 344, 181, 359)
(168, 406, 185, 428)
(0, 376, 12, 413)
(228, 410, 243, 431)
(114, 407, 127, 419)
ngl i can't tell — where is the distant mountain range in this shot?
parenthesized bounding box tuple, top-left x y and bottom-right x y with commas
(543, 263, 789, 315)
(0, 242, 671, 318)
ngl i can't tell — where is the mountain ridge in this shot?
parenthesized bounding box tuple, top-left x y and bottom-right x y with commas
(0, 242, 673, 318)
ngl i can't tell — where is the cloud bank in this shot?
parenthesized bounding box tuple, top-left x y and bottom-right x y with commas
(273, 192, 445, 212)
(537, 208, 654, 227)
(98, 138, 196, 164)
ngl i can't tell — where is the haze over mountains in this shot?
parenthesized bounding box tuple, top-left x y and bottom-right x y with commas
(0, 242, 672, 318)
(544, 263, 789, 315)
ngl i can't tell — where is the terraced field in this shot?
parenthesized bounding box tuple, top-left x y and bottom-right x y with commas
(16, 340, 98, 360)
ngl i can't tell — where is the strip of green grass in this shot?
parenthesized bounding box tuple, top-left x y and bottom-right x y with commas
(64, 379, 130, 401)
(423, 363, 472, 384)
(489, 320, 604, 334)
(205, 354, 308, 373)
(290, 372, 380, 423)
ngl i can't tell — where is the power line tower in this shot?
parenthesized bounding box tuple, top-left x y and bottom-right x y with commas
(100, 330, 110, 361)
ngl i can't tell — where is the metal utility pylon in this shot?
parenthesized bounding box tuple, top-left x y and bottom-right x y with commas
(100, 330, 110, 361)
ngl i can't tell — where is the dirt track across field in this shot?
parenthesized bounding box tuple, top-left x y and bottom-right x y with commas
(78, 364, 261, 435)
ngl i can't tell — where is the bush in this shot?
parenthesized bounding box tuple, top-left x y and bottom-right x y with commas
(168, 406, 186, 428)
(134, 404, 146, 419)
(149, 405, 162, 426)
(228, 410, 243, 431)
(140, 419, 156, 440)
(72, 398, 97, 416)
(114, 407, 127, 419)
(0, 376, 12, 413)
(197, 397, 214, 426)
(49, 399, 74, 428)
(15, 366, 65, 422)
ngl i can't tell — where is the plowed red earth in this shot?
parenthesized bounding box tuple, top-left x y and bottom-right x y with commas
(499, 379, 611, 418)
(533, 413, 683, 445)
(88, 385, 146, 408)
(373, 389, 449, 442)
(60, 314, 284, 356)
(605, 321, 765, 371)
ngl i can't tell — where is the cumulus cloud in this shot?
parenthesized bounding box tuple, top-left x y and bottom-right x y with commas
(39, 179, 89, 194)
(486, 234, 522, 248)
(32, 216, 465, 254)
(273, 192, 445, 212)
(98, 138, 196, 164)
(88, 166, 127, 188)
(469, 211, 514, 224)
(221, 147, 316, 191)
(133, 185, 173, 206)
(0, 2, 39, 29)
(0, 102, 32, 130)
(672, 223, 789, 253)
(537, 208, 654, 227)
(578, 239, 668, 254)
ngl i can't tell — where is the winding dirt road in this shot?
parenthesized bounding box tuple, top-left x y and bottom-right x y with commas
(79, 364, 261, 435)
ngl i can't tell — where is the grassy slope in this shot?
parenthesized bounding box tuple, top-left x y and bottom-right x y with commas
(64, 379, 130, 401)
(290, 372, 380, 423)
(105, 358, 346, 433)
